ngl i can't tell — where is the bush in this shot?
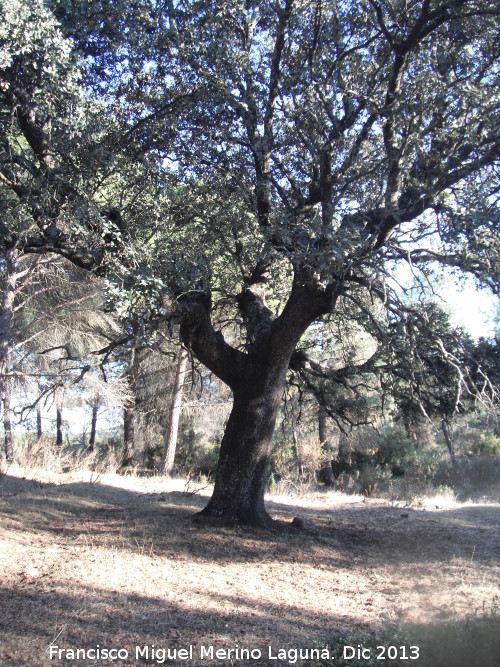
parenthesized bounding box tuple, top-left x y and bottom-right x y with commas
(9, 433, 121, 476)
(143, 442, 164, 469)
(358, 465, 391, 496)
(14, 435, 77, 473)
(407, 445, 442, 483)
(470, 433, 500, 457)
(434, 484, 455, 499)
(377, 426, 442, 483)
(270, 438, 296, 476)
(377, 427, 417, 476)
(268, 435, 322, 493)
(175, 427, 219, 480)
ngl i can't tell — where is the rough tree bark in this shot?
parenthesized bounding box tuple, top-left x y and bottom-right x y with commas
(185, 278, 337, 526)
(161, 345, 189, 474)
(198, 387, 282, 527)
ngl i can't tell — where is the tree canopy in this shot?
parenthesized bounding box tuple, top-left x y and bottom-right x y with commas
(1, 0, 499, 525)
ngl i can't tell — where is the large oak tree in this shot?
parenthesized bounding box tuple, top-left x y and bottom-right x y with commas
(1, 0, 499, 525)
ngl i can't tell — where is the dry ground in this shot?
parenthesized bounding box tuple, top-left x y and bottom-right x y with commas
(0, 466, 499, 667)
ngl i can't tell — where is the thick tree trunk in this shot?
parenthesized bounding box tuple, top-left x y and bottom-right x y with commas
(161, 346, 189, 474)
(195, 392, 279, 527)
(196, 358, 290, 527)
(183, 279, 338, 527)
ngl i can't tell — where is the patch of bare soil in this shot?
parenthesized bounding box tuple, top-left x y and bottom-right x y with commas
(0, 467, 499, 667)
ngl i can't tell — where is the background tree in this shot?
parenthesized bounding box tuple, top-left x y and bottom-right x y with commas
(4, 254, 132, 455)
(161, 345, 189, 474)
(381, 302, 497, 463)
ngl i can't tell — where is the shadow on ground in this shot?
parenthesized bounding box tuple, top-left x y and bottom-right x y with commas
(1, 473, 499, 567)
(1, 473, 499, 667)
(0, 580, 498, 667)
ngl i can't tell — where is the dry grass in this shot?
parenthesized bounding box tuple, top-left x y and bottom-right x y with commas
(0, 465, 499, 666)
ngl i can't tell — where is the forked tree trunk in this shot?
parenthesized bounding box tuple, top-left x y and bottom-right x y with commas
(161, 346, 189, 474)
(184, 279, 337, 527)
(195, 364, 289, 527)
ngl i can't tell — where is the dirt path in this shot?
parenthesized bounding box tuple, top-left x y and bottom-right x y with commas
(1, 469, 499, 666)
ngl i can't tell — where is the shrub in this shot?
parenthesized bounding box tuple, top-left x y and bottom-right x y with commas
(270, 438, 296, 476)
(143, 442, 164, 469)
(407, 445, 442, 483)
(434, 484, 455, 499)
(358, 465, 391, 497)
(175, 428, 219, 480)
(268, 435, 322, 493)
(377, 427, 416, 476)
(470, 433, 500, 457)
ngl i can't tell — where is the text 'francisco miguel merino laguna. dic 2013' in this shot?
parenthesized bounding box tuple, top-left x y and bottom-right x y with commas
(48, 644, 330, 665)
(49, 644, 334, 664)
(49, 643, 421, 664)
